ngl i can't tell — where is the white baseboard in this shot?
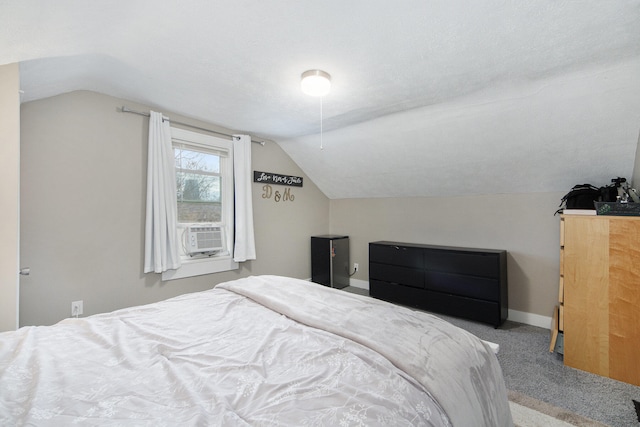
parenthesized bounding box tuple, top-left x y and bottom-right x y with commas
(348, 279, 552, 330)
(508, 309, 552, 330)
(349, 278, 369, 289)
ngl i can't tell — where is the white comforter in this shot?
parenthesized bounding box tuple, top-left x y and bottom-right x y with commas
(0, 275, 512, 426)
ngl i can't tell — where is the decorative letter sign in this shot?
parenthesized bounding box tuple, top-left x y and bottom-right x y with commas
(261, 185, 295, 203)
(253, 171, 303, 187)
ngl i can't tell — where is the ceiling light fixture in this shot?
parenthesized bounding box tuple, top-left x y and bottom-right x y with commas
(300, 70, 331, 97)
(301, 70, 331, 150)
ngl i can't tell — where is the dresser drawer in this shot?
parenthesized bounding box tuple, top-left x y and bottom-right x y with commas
(424, 249, 501, 278)
(370, 244, 423, 268)
(424, 271, 499, 301)
(370, 262, 423, 289)
(370, 280, 502, 327)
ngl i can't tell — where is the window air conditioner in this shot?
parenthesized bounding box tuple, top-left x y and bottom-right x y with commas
(185, 224, 224, 255)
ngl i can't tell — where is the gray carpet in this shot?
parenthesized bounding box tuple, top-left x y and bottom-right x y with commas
(343, 286, 640, 427)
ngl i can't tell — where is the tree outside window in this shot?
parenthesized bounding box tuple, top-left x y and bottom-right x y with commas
(174, 146, 222, 223)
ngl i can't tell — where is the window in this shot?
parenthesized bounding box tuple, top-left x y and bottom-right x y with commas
(162, 128, 238, 280)
(175, 145, 221, 223)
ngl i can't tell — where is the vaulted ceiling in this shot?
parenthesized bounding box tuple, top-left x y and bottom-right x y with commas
(3, 1, 640, 198)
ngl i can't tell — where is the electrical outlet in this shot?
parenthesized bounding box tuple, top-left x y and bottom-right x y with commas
(354, 263, 359, 272)
(71, 300, 83, 317)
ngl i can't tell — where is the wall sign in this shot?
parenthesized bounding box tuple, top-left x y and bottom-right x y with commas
(261, 185, 295, 203)
(253, 171, 303, 187)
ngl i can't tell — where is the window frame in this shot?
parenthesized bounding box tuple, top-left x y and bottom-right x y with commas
(162, 127, 238, 281)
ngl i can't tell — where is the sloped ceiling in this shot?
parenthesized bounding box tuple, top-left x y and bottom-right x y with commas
(2, 1, 640, 198)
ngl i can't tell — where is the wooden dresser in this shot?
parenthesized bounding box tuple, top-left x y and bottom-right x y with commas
(559, 215, 640, 386)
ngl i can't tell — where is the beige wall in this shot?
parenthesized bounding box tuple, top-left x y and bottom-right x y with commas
(20, 90, 329, 326)
(17, 89, 579, 327)
(0, 63, 20, 331)
(633, 129, 640, 189)
(330, 192, 563, 320)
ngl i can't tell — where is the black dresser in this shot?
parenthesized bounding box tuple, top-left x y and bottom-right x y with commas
(369, 241, 508, 327)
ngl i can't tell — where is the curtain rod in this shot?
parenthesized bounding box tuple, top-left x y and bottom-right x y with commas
(120, 106, 266, 146)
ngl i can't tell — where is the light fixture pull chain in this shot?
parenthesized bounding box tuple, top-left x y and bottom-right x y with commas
(320, 96, 324, 150)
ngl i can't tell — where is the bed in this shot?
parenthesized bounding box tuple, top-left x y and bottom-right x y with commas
(0, 275, 513, 426)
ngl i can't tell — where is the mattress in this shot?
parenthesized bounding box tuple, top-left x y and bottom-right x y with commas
(0, 275, 513, 426)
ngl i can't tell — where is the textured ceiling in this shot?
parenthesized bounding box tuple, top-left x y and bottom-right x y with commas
(2, 1, 640, 198)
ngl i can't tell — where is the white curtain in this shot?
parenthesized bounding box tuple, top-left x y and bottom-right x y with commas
(233, 135, 256, 262)
(144, 111, 181, 273)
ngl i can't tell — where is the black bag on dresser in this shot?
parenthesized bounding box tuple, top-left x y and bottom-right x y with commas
(555, 184, 601, 215)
